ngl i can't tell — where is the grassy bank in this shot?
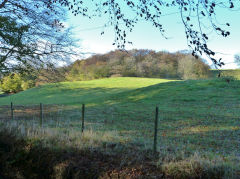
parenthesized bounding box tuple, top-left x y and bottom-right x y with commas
(211, 69, 240, 79)
(0, 77, 174, 105)
(0, 77, 239, 178)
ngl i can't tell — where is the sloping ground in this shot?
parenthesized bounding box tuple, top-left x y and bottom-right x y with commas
(0, 77, 174, 105)
(0, 77, 240, 178)
(211, 69, 240, 79)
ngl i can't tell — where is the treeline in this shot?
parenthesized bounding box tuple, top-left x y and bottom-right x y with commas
(66, 49, 210, 81)
(0, 65, 66, 93)
(0, 49, 210, 93)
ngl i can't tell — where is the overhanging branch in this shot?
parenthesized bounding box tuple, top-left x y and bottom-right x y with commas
(0, 0, 8, 9)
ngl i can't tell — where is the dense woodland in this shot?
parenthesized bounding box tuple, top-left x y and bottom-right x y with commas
(66, 49, 210, 81)
(0, 49, 211, 93)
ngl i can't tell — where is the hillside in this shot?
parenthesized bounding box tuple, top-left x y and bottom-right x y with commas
(0, 77, 239, 178)
(1, 76, 239, 108)
(66, 49, 210, 81)
(0, 77, 174, 105)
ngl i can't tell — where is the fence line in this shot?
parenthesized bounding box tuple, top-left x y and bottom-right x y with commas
(153, 106, 159, 154)
(82, 104, 85, 133)
(11, 102, 13, 120)
(40, 103, 43, 127)
(0, 102, 240, 153)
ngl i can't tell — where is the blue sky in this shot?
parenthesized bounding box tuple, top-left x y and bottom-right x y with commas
(67, 3, 240, 69)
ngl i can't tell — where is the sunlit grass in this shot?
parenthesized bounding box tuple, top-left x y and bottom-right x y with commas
(0, 77, 174, 105)
(179, 125, 240, 134)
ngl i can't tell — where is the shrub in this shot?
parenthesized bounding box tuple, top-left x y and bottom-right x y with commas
(0, 73, 35, 93)
(0, 73, 22, 93)
(161, 153, 233, 179)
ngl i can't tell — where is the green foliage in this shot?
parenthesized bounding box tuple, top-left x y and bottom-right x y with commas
(66, 60, 111, 81)
(0, 73, 35, 93)
(36, 66, 67, 86)
(0, 1, 77, 74)
(0, 16, 32, 72)
(66, 50, 210, 81)
(1, 73, 22, 93)
(0, 16, 29, 47)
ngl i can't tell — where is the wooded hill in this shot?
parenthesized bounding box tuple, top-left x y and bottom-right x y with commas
(0, 49, 211, 93)
(66, 49, 210, 81)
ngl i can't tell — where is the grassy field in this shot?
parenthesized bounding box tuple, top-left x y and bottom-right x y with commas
(0, 77, 240, 178)
(0, 77, 173, 105)
(211, 69, 240, 79)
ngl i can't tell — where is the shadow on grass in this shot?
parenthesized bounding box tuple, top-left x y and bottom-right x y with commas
(1, 129, 239, 179)
(0, 93, 10, 98)
(0, 130, 160, 179)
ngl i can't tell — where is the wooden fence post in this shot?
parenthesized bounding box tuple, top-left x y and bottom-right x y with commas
(153, 106, 159, 154)
(82, 104, 85, 133)
(40, 103, 43, 127)
(11, 102, 14, 120)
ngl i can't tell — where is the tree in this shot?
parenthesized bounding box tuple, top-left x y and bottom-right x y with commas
(0, 0, 77, 74)
(178, 55, 210, 80)
(55, 0, 238, 68)
(0, 73, 35, 93)
(0, 16, 33, 72)
(66, 49, 210, 80)
(234, 54, 240, 68)
(1, 0, 239, 71)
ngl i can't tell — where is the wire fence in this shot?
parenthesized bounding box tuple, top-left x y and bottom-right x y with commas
(0, 102, 240, 153)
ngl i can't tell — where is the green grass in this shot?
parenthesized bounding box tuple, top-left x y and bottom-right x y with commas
(211, 69, 240, 79)
(0, 77, 174, 105)
(0, 77, 240, 178)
